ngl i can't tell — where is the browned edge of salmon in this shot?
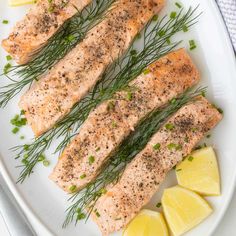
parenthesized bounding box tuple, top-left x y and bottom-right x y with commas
(91, 96, 222, 236)
(19, 0, 166, 136)
(49, 48, 200, 193)
(1, 0, 91, 64)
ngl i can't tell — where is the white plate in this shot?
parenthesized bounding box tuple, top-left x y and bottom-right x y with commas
(0, 0, 236, 236)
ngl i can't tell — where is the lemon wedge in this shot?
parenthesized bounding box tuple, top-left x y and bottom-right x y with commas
(123, 209, 169, 236)
(162, 186, 212, 236)
(176, 146, 220, 196)
(9, 0, 36, 7)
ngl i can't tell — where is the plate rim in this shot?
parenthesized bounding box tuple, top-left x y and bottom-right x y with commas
(0, 0, 236, 235)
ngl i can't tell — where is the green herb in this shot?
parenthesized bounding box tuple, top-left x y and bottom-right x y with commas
(170, 11, 177, 19)
(158, 30, 165, 37)
(166, 38, 171, 45)
(167, 143, 182, 150)
(20, 136, 25, 140)
(12, 127, 19, 134)
(217, 107, 223, 114)
(176, 168, 182, 172)
(11, 7, 202, 184)
(95, 147, 100, 152)
(11, 115, 27, 127)
(3, 63, 12, 74)
(201, 90, 206, 97)
(156, 202, 162, 208)
(143, 68, 150, 75)
(69, 185, 77, 193)
(188, 155, 194, 161)
(126, 91, 132, 101)
(152, 15, 158, 21)
(80, 174, 86, 179)
(206, 134, 211, 139)
(184, 136, 189, 143)
(182, 25, 188, 32)
(136, 33, 142, 39)
(38, 154, 45, 161)
(153, 143, 161, 151)
(2, 20, 9, 24)
(88, 155, 95, 165)
(189, 39, 197, 50)
(165, 123, 175, 131)
(191, 127, 198, 132)
(107, 101, 115, 111)
(94, 209, 100, 217)
(6, 55, 12, 61)
(63, 87, 206, 227)
(43, 160, 50, 167)
(175, 2, 182, 8)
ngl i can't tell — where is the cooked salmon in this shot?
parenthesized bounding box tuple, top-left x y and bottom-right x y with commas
(1, 0, 91, 64)
(19, 0, 166, 136)
(49, 49, 200, 192)
(91, 96, 222, 236)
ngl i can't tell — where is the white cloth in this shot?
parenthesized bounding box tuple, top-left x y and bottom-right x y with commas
(217, 0, 236, 51)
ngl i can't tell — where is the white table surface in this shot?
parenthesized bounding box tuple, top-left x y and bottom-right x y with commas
(0, 188, 236, 236)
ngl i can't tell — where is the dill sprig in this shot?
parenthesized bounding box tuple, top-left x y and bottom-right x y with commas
(11, 6, 201, 183)
(0, 0, 115, 107)
(63, 87, 207, 227)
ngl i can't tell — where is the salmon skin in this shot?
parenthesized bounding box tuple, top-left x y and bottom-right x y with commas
(49, 49, 200, 192)
(1, 0, 91, 64)
(19, 0, 166, 137)
(91, 96, 222, 236)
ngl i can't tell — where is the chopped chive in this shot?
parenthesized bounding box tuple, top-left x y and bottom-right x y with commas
(94, 209, 101, 217)
(111, 121, 117, 128)
(182, 25, 188, 32)
(66, 34, 75, 42)
(88, 155, 95, 165)
(201, 90, 206, 97)
(158, 30, 165, 37)
(21, 159, 29, 165)
(2, 20, 9, 24)
(69, 185, 77, 192)
(170, 98, 176, 105)
(24, 144, 29, 151)
(80, 174, 86, 179)
(188, 155, 194, 162)
(166, 38, 171, 45)
(12, 127, 19, 134)
(20, 136, 25, 140)
(153, 143, 161, 151)
(152, 14, 158, 21)
(4, 63, 12, 74)
(191, 127, 198, 132)
(98, 188, 107, 195)
(6, 55, 12, 61)
(23, 153, 29, 159)
(176, 168, 182, 172)
(156, 202, 162, 208)
(189, 40, 197, 50)
(165, 123, 175, 131)
(143, 68, 150, 75)
(126, 91, 132, 101)
(167, 143, 182, 151)
(95, 147, 100, 152)
(170, 11, 177, 19)
(43, 160, 50, 167)
(38, 154, 45, 161)
(184, 136, 189, 143)
(175, 2, 182, 8)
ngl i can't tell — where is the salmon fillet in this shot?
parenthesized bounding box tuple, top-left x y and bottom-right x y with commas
(1, 0, 91, 64)
(91, 96, 222, 236)
(49, 49, 200, 192)
(19, 0, 166, 136)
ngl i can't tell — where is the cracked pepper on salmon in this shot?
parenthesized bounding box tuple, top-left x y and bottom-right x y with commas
(91, 96, 222, 236)
(49, 49, 200, 192)
(1, 0, 91, 64)
(19, 0, 166, 137)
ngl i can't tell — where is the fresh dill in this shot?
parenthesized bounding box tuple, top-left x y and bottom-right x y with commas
(63, 87, 207, 227)
(11, 6, 201, 184)
(0, 0, 115, 107)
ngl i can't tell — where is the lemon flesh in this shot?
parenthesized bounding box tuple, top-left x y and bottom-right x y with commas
(162, 186, 212, 236)
(123, 209, 169, 236)
(9, 0, 36, 7)
(176, 146, 220, 196)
